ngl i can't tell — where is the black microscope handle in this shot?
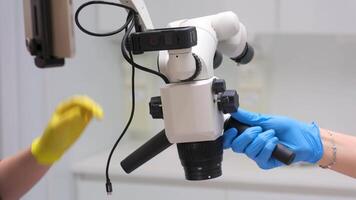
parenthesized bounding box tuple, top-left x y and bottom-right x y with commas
(121, 129, 172, 174)
(224, 117, 296, 165)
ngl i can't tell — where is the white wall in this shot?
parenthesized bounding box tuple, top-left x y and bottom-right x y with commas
(0, 0, 22, 158)
(99, 0, 356, 36)
(261, 34, 356, 134)
(0, 1, 48, 199)
(0, 0, 127, 199)
(98, 0, 279, 34)
(279, 0, 356, 34)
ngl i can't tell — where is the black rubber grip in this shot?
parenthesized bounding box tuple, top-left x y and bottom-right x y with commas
(121, 130, 172, 174)
(224, 117, 295, 165)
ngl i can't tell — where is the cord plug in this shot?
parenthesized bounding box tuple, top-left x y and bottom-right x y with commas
(106, 180, 113, 195)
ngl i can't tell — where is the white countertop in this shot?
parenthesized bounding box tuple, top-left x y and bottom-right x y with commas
(72, 142, 356, 196)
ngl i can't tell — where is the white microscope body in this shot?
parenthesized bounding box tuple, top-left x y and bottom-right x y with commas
(121, 10, 258, 181)
(158, 12, 249, 143)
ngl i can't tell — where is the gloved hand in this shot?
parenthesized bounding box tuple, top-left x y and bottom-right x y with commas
(31, 96, 104, 165)
(223, 108, 323, 169)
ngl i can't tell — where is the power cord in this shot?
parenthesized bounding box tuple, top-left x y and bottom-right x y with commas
(74, 0, 170, 195)
(105, 19, 136, 195)
(75, 1, 135, 37)
(74, 1, 169, 83)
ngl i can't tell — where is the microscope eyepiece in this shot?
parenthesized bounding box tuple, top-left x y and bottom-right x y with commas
(231, 43, 254, 65)
(177, 137, 223, 181)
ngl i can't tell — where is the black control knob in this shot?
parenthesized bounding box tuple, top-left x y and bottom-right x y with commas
(212, 79, 226, 94)
(218, 90, 239, 114)
(149, 96, 163, 119)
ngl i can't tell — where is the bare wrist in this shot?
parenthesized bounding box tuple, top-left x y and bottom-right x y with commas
(318, 128, 336, 168)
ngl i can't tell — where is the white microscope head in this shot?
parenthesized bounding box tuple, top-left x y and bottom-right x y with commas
(158, 11, 253, 83)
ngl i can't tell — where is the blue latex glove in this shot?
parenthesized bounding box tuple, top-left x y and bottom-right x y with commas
(223, 108, 323, 169)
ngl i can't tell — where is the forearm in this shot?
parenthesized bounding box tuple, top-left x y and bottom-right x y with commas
(0, 148, 50, 200)
(0, 96, 102, 200)
(318, 128, 356, 178)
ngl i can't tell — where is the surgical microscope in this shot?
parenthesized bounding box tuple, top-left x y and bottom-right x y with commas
(23, 0, 295, 194)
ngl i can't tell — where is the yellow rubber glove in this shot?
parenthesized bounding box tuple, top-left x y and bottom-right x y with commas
(31, 96, 104, 165)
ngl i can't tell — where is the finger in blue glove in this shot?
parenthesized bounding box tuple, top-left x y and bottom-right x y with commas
(223, 128, 238, 149)
(245, 129, 276, 160)
(255, 137, 280, 169)
(231, 108, 271, 127)
(231, 126, 262, 153)
(228, 108, 323, 168)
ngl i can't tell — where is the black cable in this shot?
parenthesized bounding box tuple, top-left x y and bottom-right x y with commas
(120, 26, 170, 84)
(106, 53, 135, 193)
(122, 51, 170, 83)
(75, 1, 136, 37)
(119, 13, 169, 83)
(105, 18, 135, 194)
(75, 1, 169, 83)
(74, 0, 170, 194)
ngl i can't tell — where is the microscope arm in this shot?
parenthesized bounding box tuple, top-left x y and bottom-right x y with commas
(119, 0, 154, 30)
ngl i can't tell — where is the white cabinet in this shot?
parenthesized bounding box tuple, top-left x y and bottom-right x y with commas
(76, 178, 356, 200)
(227, 190, 355, 200)
(76, 179, 225, 200)
(72, 150, 356, 200)
(279, 0, 356, 34)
